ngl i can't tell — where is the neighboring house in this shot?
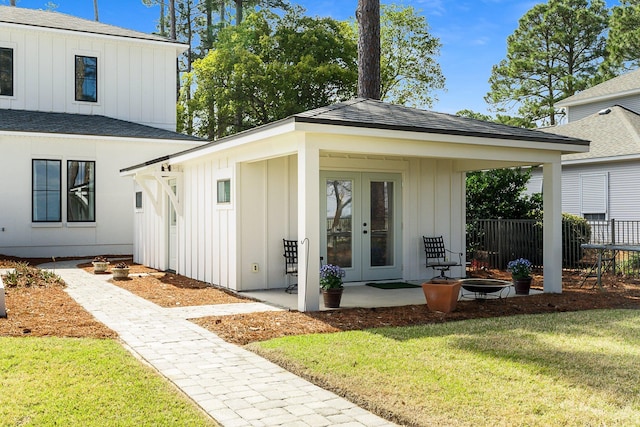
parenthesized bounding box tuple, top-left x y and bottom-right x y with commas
(122, 98, 588, 312)
(531, 68, 640, 222)
(0, 6, 204, 257)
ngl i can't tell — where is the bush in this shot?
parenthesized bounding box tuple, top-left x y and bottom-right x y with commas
(562, 213, 591, 268)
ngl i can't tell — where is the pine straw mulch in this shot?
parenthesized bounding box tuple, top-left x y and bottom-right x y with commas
(2, 256, 640, 344)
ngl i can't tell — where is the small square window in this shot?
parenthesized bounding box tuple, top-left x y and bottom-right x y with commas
(135, 191, 143, 209)
(217, 179, 231, 204)
(0, 47, 13, 97)
(75, 55, 97, 102)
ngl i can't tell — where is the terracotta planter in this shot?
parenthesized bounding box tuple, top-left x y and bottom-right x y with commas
(92, 261, 109, 273)
(422, 280, 461, 313)
(513, 277, 532, 295)
(322, 288, 344, 308)
(112, 267, 130, 280)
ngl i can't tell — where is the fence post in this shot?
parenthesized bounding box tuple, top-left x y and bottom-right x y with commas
(611, 218, 616, 274)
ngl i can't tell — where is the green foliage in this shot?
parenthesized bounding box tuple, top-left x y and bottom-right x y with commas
(378, 4, 444, 107)
(607, 0, 640, 70)
(456, 109, 535, 128)
(466, 168, 540, 222)
(562, 213, 591, 268)
(1, 262, 63, 288)
(191, 7, 357, 138)
(486, 0, 609, 126)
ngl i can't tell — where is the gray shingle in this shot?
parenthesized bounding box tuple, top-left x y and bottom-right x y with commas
(0, 5, 179, 45)
(557, 69, 640, 107)
(540, 105, 640, 161)
(0, 109, 204, 142)
(294, 98, 588, 145)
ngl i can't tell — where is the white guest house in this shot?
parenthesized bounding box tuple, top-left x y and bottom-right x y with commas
(122, 98, 589, 312)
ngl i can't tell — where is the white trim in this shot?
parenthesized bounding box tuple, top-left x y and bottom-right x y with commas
(1, 130, 200, 145)
(0, 21, 188, 52)
(563, 153, 640, 165)
(66, 222, 97, 228)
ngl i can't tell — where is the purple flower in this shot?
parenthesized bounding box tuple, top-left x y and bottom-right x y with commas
(319, 264, 345, 289)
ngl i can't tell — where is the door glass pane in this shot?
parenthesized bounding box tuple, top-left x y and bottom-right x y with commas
(370, 181, 394, 267)
(326, 179, 352, 268)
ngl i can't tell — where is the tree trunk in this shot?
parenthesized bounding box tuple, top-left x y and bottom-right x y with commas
(235, 0, 243, 25)
(159, 0, 166, 36)
(10, 0, 16, 6)
(356, 0, 381, 99)
(169, 0, 176, 40)
(93, 0, 99, 21)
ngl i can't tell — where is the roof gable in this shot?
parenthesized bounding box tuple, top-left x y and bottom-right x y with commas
(540, 105, 640, 161)
(0, 109, 204, 142)
(0, 5, 179, 45)
(557, 68, 640, 107)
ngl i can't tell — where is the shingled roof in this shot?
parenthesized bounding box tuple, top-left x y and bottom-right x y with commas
(540, 105, 640, 162)
(556, 68, 640, 107)
(293, 98, 588, 145)
(0, 5, 178, 45)
(0, 109, 204, 142)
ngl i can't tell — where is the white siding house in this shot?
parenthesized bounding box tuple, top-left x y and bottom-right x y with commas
(532, 68, 640, 222)
(123, 99, 588, 312)
(0, 6, 204, 257)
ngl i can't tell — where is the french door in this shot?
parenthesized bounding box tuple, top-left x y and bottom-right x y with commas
(321, 172, 402, 282)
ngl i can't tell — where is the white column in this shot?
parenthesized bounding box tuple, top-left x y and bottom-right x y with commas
(543, 161, 562, 293)
(297, 138, 320, 311)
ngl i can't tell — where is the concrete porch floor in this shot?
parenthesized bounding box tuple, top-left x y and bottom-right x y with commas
(241, 280, 543, 311)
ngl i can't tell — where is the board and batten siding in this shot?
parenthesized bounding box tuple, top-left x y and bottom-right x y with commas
(566, 94, 640, 122)
(0, 25, 178, 130)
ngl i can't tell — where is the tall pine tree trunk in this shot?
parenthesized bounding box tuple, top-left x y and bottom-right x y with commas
(235, 0, 243, 25)
(93, 0, 99, 21)
(356, 0, 381, 99)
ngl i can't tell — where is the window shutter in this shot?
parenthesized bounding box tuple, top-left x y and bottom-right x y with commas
(580, 173, 607, 215)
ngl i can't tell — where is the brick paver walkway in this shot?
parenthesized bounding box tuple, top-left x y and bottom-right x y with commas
(43, 260, 395, 427)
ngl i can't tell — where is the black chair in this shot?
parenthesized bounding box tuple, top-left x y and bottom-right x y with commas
(283, 239, 298, 293)
(423, 236, 462, 278)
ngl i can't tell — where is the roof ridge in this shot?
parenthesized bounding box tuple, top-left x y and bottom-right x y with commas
(614, 105, 640, 147)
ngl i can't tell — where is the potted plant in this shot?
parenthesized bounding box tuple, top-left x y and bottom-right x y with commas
(111, 262, 130, 280)
(92, 256, 109, 274)
(421, 278, 461, 313)
(320, 264, 345, 308)
(507, 258, 533, 295)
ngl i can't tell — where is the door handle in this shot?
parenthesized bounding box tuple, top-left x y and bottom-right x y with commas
(363, 230, 368, 234)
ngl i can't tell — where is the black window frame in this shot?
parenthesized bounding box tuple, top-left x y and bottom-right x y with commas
(74, 55, 98, 102)
(135, 191, 143, 210)
(67, 160, 96, 223)
(0, 47, 13, 97)
(32, 159, 62, 223)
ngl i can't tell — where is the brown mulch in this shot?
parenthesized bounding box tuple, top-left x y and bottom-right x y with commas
(0, 260, 116, 338)
(2, 256, 640, 344)
(78, 259, 253, 307)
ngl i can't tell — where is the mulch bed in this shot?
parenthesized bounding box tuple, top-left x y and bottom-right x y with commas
(2, 256, 639, 344)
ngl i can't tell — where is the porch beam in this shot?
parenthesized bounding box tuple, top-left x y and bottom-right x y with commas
(543, 161, 562, 293)
(297, 139, 321, 312)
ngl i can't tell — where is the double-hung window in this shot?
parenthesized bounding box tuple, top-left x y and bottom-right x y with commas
(75, 55, 97, 102)
(580, 172, 608, 221)
(67, 161, 95, 222)
(33, 160, 62, 222)
(0, 47, 13, 97)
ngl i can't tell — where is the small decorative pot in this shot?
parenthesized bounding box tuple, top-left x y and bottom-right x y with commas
(92, 261, 109, 274)
(422, 279, 461, 313)
(513, 277, 532, 295)
(111, 267, 130, 280)
(322, 288, 344, 308)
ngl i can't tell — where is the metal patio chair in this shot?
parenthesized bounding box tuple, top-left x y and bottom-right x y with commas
(283, 239, 298, 293)
(423, 236, 463, 278)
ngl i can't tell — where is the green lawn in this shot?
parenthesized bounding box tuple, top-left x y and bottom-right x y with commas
(251, 309, 640, 426)
(0, 337, 217, 426)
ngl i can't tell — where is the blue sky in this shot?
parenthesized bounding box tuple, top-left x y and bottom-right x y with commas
(5, 0, 619, 115)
